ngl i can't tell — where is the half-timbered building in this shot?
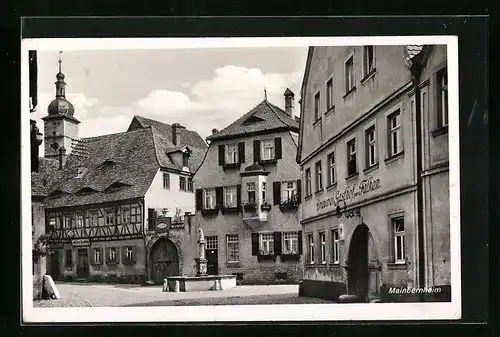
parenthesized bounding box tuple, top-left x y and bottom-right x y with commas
(41, 61, 208, 283)
(193, 90, 304, 284)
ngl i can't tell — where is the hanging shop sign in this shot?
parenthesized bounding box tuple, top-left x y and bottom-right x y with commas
(316, 176, 381, 212)
(72, 238, 90, 247)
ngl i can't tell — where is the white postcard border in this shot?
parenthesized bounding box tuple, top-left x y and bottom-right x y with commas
(21, 35, 461, 322)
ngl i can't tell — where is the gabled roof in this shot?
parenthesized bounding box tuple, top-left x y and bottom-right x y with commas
(128, 115, 208, 149)
(44, 128, 159, 209)
(31, 158, 59, 198)
(206, 100, 299, 141)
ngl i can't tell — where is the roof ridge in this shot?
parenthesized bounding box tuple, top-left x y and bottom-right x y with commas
(265, 100, 288, 127)
(148, 126, 164, 169)
(82, 126, 150, 141)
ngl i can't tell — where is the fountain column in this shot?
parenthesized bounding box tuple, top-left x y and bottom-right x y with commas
(195, 227, 208, 276)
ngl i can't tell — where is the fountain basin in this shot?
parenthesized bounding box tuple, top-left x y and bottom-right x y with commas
(165, 275, 237, 292)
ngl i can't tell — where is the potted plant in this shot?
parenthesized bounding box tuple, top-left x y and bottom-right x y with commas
(243, 202, 257, 212)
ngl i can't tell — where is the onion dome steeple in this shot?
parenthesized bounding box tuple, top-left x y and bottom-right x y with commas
(47, 51, 75, 117)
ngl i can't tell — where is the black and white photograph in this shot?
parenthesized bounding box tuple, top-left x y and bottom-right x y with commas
(22, 36, 461, 322)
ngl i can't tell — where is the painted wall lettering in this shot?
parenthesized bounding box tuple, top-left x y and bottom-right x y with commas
(316, 177, 381, 211)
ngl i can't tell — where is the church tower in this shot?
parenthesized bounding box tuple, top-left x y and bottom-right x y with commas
(42, 51, 80, 160)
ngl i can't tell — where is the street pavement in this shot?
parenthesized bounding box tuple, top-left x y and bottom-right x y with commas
(33, 282, 333, 307)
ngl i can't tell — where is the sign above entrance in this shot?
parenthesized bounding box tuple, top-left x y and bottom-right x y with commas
(316, 176, 381, 212)
(72, 238, 90, 247)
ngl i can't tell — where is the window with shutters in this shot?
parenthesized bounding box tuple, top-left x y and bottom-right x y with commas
(247, 182, 256, 204)
(105, 209, 114, 225)
(315, 161, 323, 192)
(347, 138, 357, 177)
(187, 178, 194, 192)
(281, 181, 297, 203)
(130, 204, 141, 224)
(305, 168, 312, 196)
(179, 176, 186, 191)
(387, 110, 402, 157)
(94, 248, 101, 264)
(126, 246, 134, 261)
(226, 234, 239, 262)
(327, 152, 336, 186)
(331, 229, 340, 264)
(283, 231, 299, 255)
(109, 247, 117, 262)
(225, 144, 238, 164)
(365, 124, 377, 168)
(319, 232, 326, 264)
(437, 68, 448, 128)
(224, 186, 238, 208)
(345, 55, 355, 94)
(121, 205, 130, 224)
(163, 173, 170, 189)
(260, 233, 274, 255)
(307, 234, 315, 264)
(65, 249, 73, 266)
(75, 212, 84, 228)
(204, 188, 216, 209)
(261, 139, 275, 160)
(392, 216, 406, 264)
(362, 46, 375, 78)
(206, 236, 218, 250)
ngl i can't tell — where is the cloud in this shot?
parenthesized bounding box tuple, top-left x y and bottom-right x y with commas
(32, 65, 303, 149)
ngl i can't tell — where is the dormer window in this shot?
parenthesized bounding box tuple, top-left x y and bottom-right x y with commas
(226, 144, 238, 164)
(183, 152, 189, 167)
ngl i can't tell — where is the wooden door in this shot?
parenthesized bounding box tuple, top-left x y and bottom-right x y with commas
(76, 249, 89, 278)
(50, 250, 60, 280)
(151, 239, 179, 284)
(206, 249, 218, 275)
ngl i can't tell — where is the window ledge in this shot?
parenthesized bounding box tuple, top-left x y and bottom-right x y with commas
(431, 125, 448, 138)
(325, 105, 336, 116)
(343, 86, 357, 100)
(305, 263, 316, 268)
(384, 151, 405, 165)
(387, 262, 407, 270)
(122, 260, 136, 266)
(317, 262, 327, 268)
(314, 189, 324, 196)
(221, 206, 241, 214)
(304, 194, 313, 201)
(360, 68, 377, 84)
(281, 254, 301, 261)
(258, 158, 277, 166)
(363, 162, 379, 175)
(105, 261, 119, 266)
(345, 172, 359, 182)
(312, 118, 322, 127)
(257, 254, 276, 262)
(223, 162, 241, 170)
(326, 182, 337, 190)
(226, 262, 241, 268)
(201, 208, 219, 216)
(329, 262, 341, 268)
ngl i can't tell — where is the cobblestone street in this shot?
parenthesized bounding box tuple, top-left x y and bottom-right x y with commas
(33, 282, 334, 307)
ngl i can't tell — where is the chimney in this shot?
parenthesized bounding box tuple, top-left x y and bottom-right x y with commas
(172, 123, 184, 146)
(284, 88, 295, 116)
(58, 147, 66, 170)
(212, 128, 218, 135)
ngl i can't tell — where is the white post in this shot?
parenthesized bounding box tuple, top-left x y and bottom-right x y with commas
(173, 280, 180, 293)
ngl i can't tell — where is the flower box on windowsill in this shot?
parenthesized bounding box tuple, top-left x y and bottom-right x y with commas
(243, 203, 257, 212)
(122, 259, 136, 266)
(223, 162, 241, 170)
(281, 253, 300, 261)
(279, 199, 299, 212)
(257, 253, 276, 262)
(221, 206, 241, 214)
(258, 158, 277, 166)
(201, 208, 219, 216)
(260, 203, 272, 211)
(105, 260, 118, 266)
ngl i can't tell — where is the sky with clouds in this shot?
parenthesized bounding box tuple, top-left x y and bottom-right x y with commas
(32, 47, 308, 155)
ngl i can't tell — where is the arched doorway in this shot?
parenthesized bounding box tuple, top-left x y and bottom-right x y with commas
(150, 238, 180, 284)
(347, 224, 369, 301)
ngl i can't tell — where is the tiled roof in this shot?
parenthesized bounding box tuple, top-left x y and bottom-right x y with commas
(206, 100, 300, 141)
(43, 116, 208, 209)
(129, 115, 208, 149)
(404, 45, 424, 66)
(44, 128, 159, 209)
(31, 158, 60, 197)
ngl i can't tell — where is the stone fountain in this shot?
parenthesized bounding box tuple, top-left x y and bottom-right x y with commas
(164, 227, 237, 292)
